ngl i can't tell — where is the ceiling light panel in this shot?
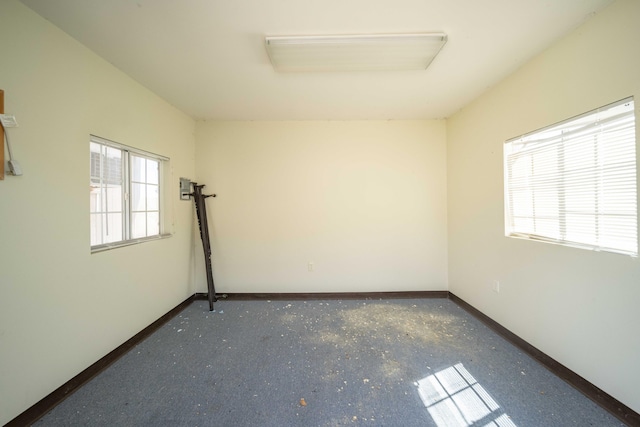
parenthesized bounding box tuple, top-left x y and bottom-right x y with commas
(265, 33, 447, 72)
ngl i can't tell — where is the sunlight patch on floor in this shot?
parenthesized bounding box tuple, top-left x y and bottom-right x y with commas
(416, 363, 516, 427)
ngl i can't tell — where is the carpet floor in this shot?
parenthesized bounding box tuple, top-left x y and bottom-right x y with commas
(35, 298, 624, 426)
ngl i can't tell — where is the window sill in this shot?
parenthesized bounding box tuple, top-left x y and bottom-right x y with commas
(506, 233, 637, 258)
(91, 233, 172, 254)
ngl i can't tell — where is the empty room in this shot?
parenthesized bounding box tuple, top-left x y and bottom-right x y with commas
(1, 0, 639, 425)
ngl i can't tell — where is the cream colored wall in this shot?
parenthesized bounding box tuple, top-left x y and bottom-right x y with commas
(195, 120, 448, 293)
(0, 1, 196, 424)
(447, 0, 640, 413)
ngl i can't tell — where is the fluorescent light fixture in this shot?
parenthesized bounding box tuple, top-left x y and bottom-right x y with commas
(265, 33, 447, 72)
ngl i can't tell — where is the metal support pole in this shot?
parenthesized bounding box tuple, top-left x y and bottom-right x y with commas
(191, 183, 217, 311)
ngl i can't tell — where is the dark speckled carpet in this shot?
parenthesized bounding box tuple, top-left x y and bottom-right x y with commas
(35, 298, 623, 426)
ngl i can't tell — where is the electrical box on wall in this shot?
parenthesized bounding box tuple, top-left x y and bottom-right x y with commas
(180, 177, 191, 200)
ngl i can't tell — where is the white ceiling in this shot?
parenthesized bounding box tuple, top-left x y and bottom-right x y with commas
(20, 0, 613, 121)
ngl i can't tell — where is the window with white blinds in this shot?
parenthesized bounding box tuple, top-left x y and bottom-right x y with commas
(504, 97, 637, 256)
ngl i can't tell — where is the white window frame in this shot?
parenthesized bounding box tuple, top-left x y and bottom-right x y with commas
(504, 97, 638, 257)
(90, 135, 170, 253)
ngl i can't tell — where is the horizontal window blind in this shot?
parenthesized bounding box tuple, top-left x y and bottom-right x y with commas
(504, 97, 637, 256)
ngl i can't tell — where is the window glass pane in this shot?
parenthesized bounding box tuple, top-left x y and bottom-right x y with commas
(105, 212, 123, 243)
(600, 216, 637, 252)
(147, 159, 159, 184)
(90, 142, 102, 183)
(131, 155, 146, 183)
(564, 213, 596, 245)
(512, 216, 534, 234)
(147, 184, 159, 211)
(89, 187, 101, 213)
(106, 186, 122, 212)
(104, 147, 122, 185)
(147, 212, 160, 236)
(565, 184, 595, 217)
(131, 212, 147, 239)
(131, 182, 147, 212)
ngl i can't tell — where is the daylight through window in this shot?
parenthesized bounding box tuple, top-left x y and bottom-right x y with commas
(90, 136, 166, 251)
(504, 98, 637, 256)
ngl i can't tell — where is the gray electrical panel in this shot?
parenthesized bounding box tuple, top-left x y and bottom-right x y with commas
(180, 177, 191, 200)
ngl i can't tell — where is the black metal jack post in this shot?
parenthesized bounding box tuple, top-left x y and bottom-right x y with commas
(191, 182, 218, 311)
